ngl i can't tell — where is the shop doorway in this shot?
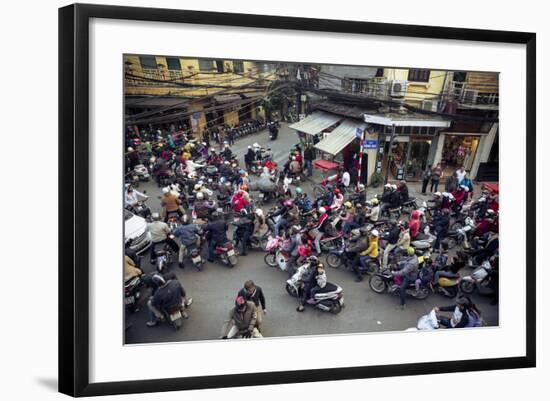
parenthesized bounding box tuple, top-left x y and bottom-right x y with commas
(405, 138, 431, 180)
(441, 135, 480, 174)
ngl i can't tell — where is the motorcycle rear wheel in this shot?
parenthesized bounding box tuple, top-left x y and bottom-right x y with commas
(264, 253, 278, 267)
(369, 275, 387, 294)
(459, 280, 475, 294)
(326, 254, 342, 269)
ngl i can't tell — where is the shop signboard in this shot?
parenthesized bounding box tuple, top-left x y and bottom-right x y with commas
(356, 127, 363, 139)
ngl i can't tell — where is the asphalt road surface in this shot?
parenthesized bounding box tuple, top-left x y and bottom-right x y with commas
(124, 123, 498, 344)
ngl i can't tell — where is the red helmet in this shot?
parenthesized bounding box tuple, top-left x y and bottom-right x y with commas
(334, 188, 341, 194)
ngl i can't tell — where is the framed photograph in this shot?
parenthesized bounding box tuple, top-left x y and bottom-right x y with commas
(59, 3, 536, 397)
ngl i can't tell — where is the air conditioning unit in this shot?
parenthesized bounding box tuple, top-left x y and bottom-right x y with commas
(421, 99, 438, 112)
(462, 89, 478, 104)
(390, 80, 408, 97)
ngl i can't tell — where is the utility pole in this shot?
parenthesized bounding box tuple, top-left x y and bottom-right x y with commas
(384, 123, 396, 184)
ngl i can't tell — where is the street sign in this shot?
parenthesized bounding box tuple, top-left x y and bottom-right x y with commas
(356, 127, 363, 138)
(363, 139, 378, 149)
(192, 112, 201, 120)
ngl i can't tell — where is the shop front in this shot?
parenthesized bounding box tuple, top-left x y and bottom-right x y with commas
(440, 134, 480, 173)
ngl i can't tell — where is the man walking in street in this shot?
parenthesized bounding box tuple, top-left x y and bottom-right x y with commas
(237, 280, 267, 328)
(303, 144, 315, 177)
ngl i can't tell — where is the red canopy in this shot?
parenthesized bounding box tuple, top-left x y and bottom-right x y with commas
(314, 159, 340, 172)
(482, 182, 499, 194)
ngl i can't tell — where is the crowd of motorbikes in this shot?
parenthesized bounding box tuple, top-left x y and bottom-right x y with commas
(123, 123, 499, 334)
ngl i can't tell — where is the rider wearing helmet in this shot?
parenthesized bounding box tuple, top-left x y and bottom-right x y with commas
(222, 296, 262, 339)
(382, 219, 402, 269)
(161, 186, 183, 221)
(396, 221, 411, 253)
(146, 212, 180, 266)
(391, 246, 419, 309)
(234, 208, 254, 256)
(271, 198, 297, 236)
(253, 208, 269, 239)
(311, 206, 330, 256)
(365, 198, 380, 222)
(357, 230, 380, 282)
(173, 220, 203, 269)
(347, 226, 373, 282)
(193, 191, 215, 220)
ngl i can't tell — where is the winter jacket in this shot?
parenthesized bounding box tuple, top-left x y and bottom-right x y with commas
(161, 193, 180, 212)
(431, 166, 442, 180)
(173, 224, 202, 247)
(409, 210, 421, 239)
(387, 226, 401, 245)
(347, 237, 370, 254)
(152, 280, 186, 311)
(124, 255, 142, 281)
(238, 286, 266, 310)
(147, 221, 171, 243)
(396, 229, 411, 249)
(395, 256, 419, 281)
(229, 301, 258, 333)
(360, 237, 379, 258)
(365, 205, 380, 222)
(304, 147, 314, 161)
(399, 185, 409, 203)
(204, 220, 229, 244)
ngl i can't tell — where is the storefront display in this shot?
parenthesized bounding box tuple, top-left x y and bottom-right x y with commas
(441, 135, 480, 172)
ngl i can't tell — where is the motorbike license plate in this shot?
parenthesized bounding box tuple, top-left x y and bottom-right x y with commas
(227, 249, 235, 256)
(339, 297, 345, 306)
(259, 193, 264, 198)
(192, 256, 202, 264)
(125, 296, 135, 305)
(170, 311, 182, 321)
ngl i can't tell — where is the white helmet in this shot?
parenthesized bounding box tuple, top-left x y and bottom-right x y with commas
(253, 142, 260, 148)
(391, 184, 398, 190)
(127, 147, 133, 152)
(462, 186, 469, 192)
(371, 229, 380, 237)
(384, 183, 391, 189)
(318, 207, 327, 214)
(196, 191, 204, 200)
(162, 187, 170, 194)
(358, 184, 365, 191)
(255, 208, 264, 217)
(292, 156, 296, 161)
(434, 191, 442, 197)
(487, 209, 495, 215)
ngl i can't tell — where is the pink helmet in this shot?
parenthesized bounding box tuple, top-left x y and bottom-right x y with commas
(283, 199, 294, 208)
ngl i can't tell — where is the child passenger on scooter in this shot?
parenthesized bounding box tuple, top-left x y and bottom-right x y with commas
(307, 264, 327, 304)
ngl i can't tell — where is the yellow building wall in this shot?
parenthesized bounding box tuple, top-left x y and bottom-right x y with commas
(124, 55, 274, 98)
(383, 68, 449, 107)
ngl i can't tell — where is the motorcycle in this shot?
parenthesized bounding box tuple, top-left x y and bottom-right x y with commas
(133, 164, 150, 182)
(459, 260, 495, 295)
(400, 197, 418, 215)
(325, 241, 379, 276)
(161, 303, 187, 331)
(126, 201, 151, 219)
(411, 227, 437, 252)
(214, 241, 238, 267)
(153, 240, 174, 272)
(263, 236, 289, 272)
(179, 242, 204, 271)
(369, 268, 430, 300)
(285, 271, 345, 314)
(124, 276, 142, 312)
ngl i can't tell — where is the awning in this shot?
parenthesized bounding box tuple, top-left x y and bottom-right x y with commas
(314, 119, 366, 155)
(288, 111, 341, 135)
(214, 94, 243, 103)
(363, 113, 451, 128)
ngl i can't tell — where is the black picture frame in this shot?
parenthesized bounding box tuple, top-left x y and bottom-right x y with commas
(59, 3, 536, 397)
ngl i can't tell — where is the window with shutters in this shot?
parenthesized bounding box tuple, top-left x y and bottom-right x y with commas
(198, 59, 214, 71)
(166, 57, 181, 71)
(139, 55, 157, 70)
(233, 61, 244, 73)
(408, 69, 430, 82)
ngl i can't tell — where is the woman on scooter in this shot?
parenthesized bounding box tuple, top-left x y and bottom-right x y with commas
(435, 296, 482, 328)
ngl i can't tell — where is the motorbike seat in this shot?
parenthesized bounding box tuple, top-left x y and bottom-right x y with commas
(315, 282, 340, 294)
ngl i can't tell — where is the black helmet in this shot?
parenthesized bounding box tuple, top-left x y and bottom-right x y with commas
(240, 208, 248, 216)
